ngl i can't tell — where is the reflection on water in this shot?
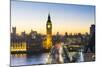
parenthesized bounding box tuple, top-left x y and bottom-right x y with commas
(11, 51, 84, 66)
(11, 53, 49, 66)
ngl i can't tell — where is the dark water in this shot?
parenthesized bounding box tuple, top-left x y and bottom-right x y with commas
(11, 53, 49, 66)
(11, 51, 84, 66)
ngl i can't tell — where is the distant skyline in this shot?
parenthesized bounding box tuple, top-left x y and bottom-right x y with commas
(11, 0, 95, 35)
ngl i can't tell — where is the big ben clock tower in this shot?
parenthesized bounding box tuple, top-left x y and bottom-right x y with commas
(46, 13, 52, 50)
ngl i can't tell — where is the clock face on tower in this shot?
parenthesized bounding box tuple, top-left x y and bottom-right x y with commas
(47, 24, 51, 29)
(46, 13, 52, 35)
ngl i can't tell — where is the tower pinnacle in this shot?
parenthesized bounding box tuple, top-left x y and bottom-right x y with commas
(47, 13, 51, 22)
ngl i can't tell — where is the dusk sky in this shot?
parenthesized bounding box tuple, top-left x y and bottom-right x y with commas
(11, 0, 95, 35)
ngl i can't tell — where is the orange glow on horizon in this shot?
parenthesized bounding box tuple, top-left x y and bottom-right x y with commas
(12, 28, 89, 35)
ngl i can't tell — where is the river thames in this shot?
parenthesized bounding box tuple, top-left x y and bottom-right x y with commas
(11, 53, 49, 66)
(11, 51, 85, 66)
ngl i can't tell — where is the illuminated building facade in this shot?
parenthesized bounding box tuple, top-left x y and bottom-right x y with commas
(43, 13, 52, 49)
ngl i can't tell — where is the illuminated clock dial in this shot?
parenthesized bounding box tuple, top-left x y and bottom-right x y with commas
(48, 25, 51, 28)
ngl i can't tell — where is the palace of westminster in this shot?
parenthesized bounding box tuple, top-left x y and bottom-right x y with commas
(11, 13, 52, 52)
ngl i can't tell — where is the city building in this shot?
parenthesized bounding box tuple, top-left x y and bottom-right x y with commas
(84, 24, 95, 53)
(90, 24, 95, 36)
(12, 27, 16, 35)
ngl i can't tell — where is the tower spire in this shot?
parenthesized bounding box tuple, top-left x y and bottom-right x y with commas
(48, 13, 50, 20)
(47, 13, 51, 22)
